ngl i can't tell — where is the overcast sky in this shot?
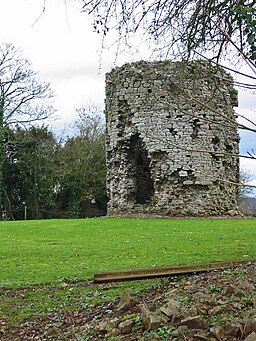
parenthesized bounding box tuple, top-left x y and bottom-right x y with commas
(1, 0, 255, 187)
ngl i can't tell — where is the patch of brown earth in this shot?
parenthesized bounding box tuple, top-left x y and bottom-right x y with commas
(0, 262, 255, 340)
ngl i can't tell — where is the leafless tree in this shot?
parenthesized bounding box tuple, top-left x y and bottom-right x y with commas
(74, 103, 105, 140)
(81, 0, 255, 63)
(0, 42, 55, 127)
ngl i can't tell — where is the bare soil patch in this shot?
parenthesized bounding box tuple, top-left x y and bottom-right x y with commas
(1, 262, 255, 340)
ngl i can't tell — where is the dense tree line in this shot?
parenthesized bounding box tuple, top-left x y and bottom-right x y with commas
(2, 111, 106, 220)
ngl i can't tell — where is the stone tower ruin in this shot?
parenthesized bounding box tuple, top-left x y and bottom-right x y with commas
(105, 61, 239, 216)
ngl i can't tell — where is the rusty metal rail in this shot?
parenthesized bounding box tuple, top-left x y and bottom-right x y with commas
(93, 259, 254, 283)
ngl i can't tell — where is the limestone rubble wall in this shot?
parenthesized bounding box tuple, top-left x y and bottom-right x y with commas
(105, 60, 240, 216)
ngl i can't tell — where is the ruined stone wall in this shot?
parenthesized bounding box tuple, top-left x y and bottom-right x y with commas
(105, 60, 240, 216)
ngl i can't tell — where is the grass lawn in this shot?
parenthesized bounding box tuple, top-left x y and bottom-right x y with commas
(1, 217, 255, 287)
(0, 217, 256, 335)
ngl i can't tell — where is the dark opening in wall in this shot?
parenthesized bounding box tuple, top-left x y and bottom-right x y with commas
(192, 119, 200, 139)
(128, 133, 154, 204)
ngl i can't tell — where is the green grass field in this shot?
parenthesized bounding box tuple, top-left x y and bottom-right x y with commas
(1, 217, 255, 287)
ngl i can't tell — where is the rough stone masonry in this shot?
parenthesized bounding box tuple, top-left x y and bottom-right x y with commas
(105, 60, 240, 216)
